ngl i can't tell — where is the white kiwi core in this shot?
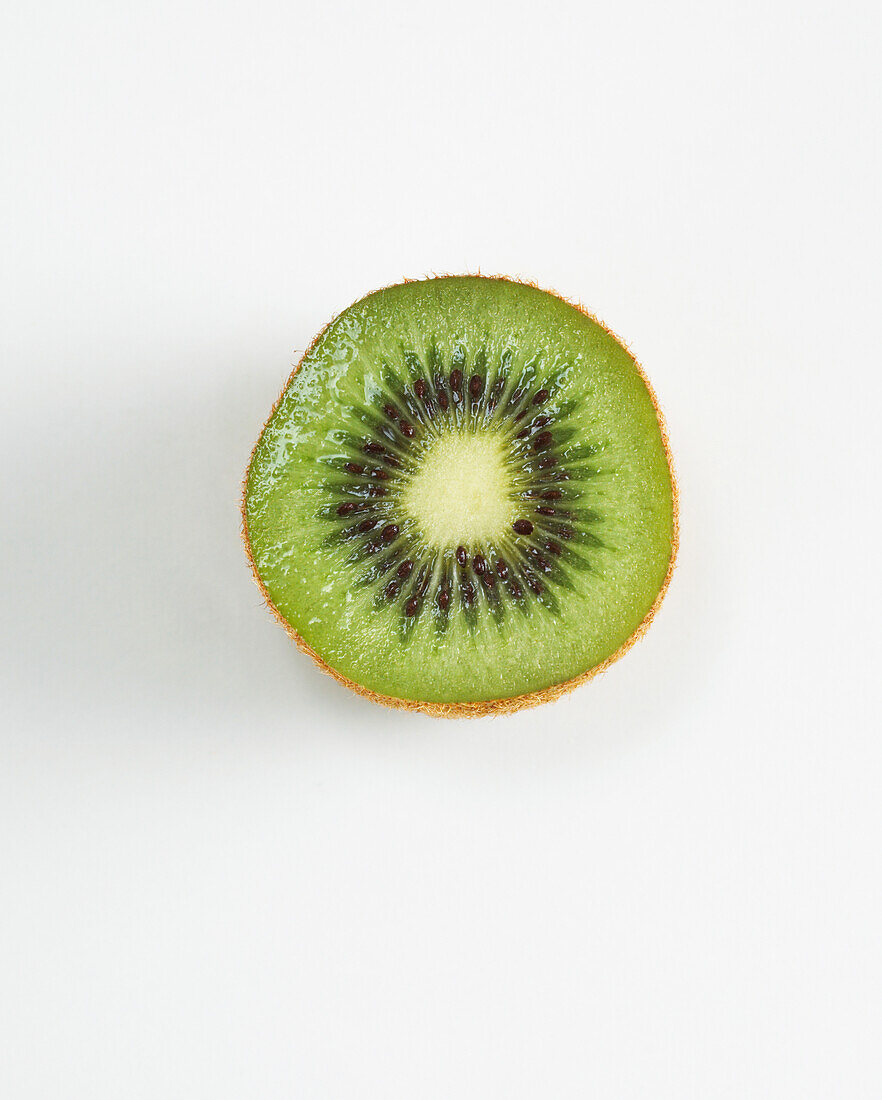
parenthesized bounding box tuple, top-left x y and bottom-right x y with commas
(400, 430, 516, 546)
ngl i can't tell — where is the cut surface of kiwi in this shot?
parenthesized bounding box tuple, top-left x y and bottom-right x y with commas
(243, 277, 676, 717)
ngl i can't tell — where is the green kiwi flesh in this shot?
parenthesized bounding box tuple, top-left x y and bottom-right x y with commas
(243, 277, 676, 712)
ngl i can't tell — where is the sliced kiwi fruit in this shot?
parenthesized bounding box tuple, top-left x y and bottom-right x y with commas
(243, 276, 677, 717)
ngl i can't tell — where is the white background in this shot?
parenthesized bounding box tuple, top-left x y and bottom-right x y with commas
(2, 1, 880, 1097)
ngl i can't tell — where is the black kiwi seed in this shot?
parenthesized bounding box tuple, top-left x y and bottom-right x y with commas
(368, 485, 386, 497)
(364, 440, 385, 454)
(371, 468, 388, 480)
(528, 550, 552, 572)
(538, 455, 557, 468)
(384, 579, 401, 600)
(397, 559, 414, 578)
(438, 391, 449, 411)
(546, 541, 563, 556)
(532, 389, 549, 405)
(496, 558, 509, 578)
(532, 416, 551, 429)
(513, 519, 534, 535)
(481, 569, 496, 587)
(414, 379, 427, 400)
(541, 490, 562, 500)
(337, 502, 359, 516)
(456, 545, 467, 566)
(381, 523, 399, 542)
(383, 403, 397, 420)
(405, 597, 420, 617)
(345, 462, 364, 474)
(450, 369, 463, 393)
(473, 553, 486, 575)
(469, 374, 483, 398)
(358, 518, 378, 532)
(400, 421, 415, 438)
(438, 586, 450, 610)
(461, 579, 475, 605)
(536, 506, 557, 516)
(555, 526, 575, 539)
(533, 431, 553, 450)
(508, 579, 523, 599)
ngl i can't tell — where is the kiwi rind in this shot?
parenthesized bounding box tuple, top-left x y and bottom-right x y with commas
(241, 275, 678, 718)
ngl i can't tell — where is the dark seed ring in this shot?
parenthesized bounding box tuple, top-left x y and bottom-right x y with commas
(321, 351, 602, 620)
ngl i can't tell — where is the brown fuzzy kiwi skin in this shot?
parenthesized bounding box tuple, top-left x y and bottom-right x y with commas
(241, 274, 679, 719)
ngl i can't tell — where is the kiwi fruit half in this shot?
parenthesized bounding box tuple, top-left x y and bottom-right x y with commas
(243, 276, 677, 717)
